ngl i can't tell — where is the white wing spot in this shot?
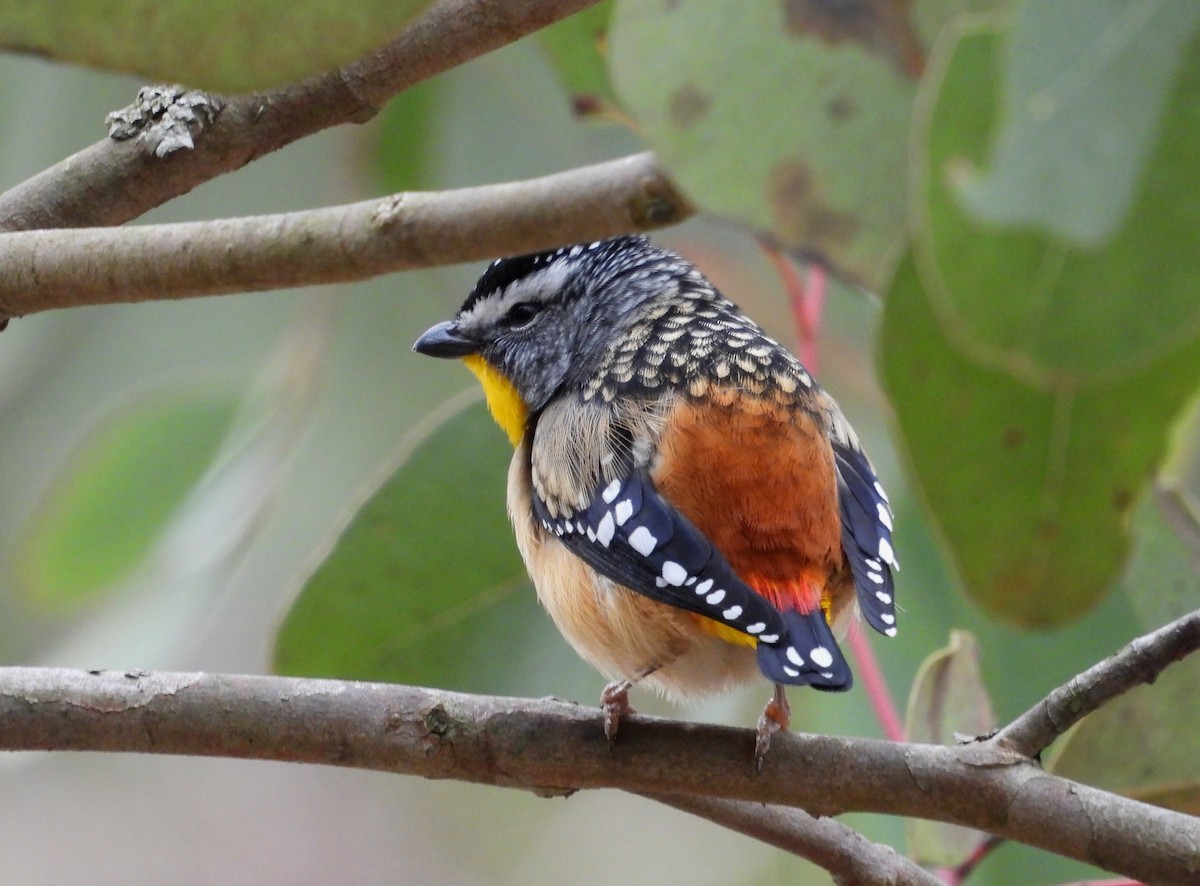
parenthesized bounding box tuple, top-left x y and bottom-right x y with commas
(810, 646, 834, 669)
(628, 526, 658, 556)
(885, 627, 898, 637)
(746, 622, 766, 634)
(878, 538, 895, 566)
(661, 561, 688, 586)
(586, 527, 597, 542)
(614, 500, 633, 526)
(820, 671, 835, 680)
(602, 479, 621, 503)
(758, 633, 779, 644)
(881, 613, 895, 625)
(786, 647, 804, 667)
(864, 558, 881, 570)
(596, 512, 615, 547)
(783, 666, 800, 678)
(705, 589, 726, 605)
(868, 571, 884, 585)
(874, 480, 890, 503)
(877, 502, 893, 530)
(695, 578, 713, 594)
(875, 591, 892, 604)
(723, 605, 743, 620)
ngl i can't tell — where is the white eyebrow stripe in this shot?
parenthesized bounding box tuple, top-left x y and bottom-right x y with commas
(458, 261, 576, 330)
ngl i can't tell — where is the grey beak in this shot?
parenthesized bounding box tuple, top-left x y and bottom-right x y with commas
(413, 321, 478, 358)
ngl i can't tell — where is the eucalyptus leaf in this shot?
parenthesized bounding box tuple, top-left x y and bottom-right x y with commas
(904, 630, 996, 867)
(609, 0, 1005, 289)
(883, 17, 1200, 625)
(0, 0, 434, 92)
(274, 398, 543, 694)
(12, 391, 239, 610)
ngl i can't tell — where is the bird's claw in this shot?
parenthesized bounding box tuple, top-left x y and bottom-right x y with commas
(601, 680, 634, 744)
(754, 687, 791, 772)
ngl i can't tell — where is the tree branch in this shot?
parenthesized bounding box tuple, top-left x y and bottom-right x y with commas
(0, 667, 1196, 884)
(0, 152, 691, 317)
(643, 792, 942, 886)
(0, 0, 606, 234)
(992, 607, 1200, 758)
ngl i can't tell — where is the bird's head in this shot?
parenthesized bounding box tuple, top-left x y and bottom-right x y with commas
(414, 235, 682, 444)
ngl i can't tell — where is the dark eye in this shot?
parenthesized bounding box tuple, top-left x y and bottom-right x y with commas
(504, 301, 541, 328)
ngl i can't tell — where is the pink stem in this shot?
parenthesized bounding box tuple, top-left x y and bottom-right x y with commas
(848, 620, 906, 742)
(763, 247, 826, 372)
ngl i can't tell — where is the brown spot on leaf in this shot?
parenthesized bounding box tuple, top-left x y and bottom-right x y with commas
(1112, 487, 1134, 511)
(1036, 520, 1059, 541)
(781, 0, 926, 78)
(669, 83, 712, 128)
(1003, 427, 1025, 449)
(572, 94, 604, 117)
(767, 159, 858, 257)
(827, 95, 856, 120)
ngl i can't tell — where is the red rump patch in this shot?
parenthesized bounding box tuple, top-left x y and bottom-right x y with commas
(745, 571, 827, 616)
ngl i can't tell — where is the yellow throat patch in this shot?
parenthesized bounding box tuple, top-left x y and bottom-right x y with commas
(463, 354, 527, 447)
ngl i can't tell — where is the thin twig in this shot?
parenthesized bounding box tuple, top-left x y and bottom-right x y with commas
(645, 793, 942, 886)
(0, 152, 690, 317)
(992, 607, 1200, 758)
(0, 0, 605, 234)
(0, 668, 1196, 884)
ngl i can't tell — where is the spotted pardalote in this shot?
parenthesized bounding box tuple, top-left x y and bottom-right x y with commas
(414, 235, 897, 763)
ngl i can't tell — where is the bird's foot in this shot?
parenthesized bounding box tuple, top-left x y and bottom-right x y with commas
(600, 680, 635, 744)
(755, 685, 791, 771)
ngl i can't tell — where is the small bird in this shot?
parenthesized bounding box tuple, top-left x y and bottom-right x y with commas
(414, 236, 897, 764)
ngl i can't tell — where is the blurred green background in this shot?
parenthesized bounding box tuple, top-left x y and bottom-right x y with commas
(0, 2, 1195, 883)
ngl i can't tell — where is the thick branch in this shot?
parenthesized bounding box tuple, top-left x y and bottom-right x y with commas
(992, 608, 1200, 758)
(644, 793, 942, 886)
(0, 152, 690, 317)
(0, 668, 1196, 884)
(0, 0, 604, 232)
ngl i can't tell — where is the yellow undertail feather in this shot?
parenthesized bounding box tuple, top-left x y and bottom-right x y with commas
(463, 354, 527, 447)
(695, 615, 758, 648)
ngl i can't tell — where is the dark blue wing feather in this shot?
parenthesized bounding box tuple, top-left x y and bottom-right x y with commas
(833, 441, 898, 638)
(535, 471, 851, 690)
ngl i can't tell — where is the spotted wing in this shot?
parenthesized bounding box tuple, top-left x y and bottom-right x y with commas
(534, 470, 851, 690)
(833, 440, 898, 638)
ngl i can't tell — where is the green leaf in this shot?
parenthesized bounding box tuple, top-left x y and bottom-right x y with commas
(11, 391, 239, 610)
(882, 18, 1200, 625)
(1120, 494, 1200, 632)
(1071, 493, 1200, 815)
(0, 0, 434, 92)
(274, 397, 542, 693)
(914, 6, 1200, 380)
(537, 1, 620, 119)
(1048, 654, 1200, 815)
(957, 1, 1200, 245)
(904, 630, 996, 867)
(608, 0, 1005, 289)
